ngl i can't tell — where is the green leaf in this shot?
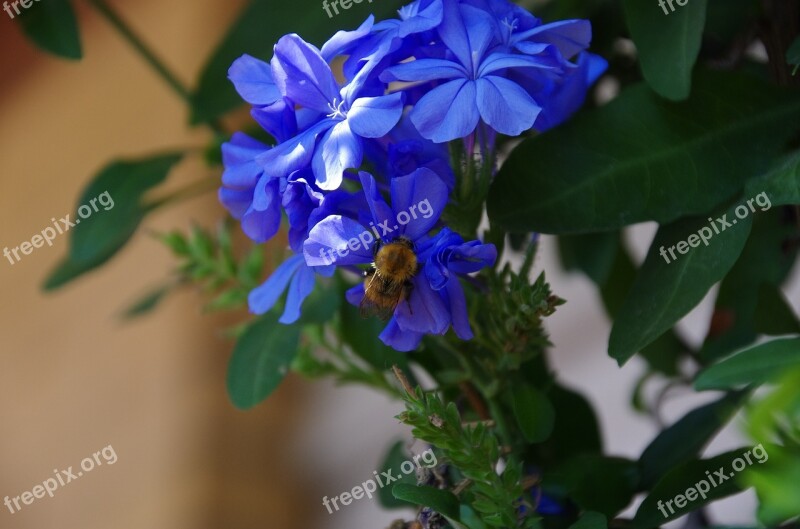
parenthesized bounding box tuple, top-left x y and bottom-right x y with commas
(511, 385, 555, 443)
(16, 0, 81, 60)
(530, 384, 602, 465)
(552, 456, 639, 517)
(609, 202, 753, 365)
(745, 150, 800, 208)
(392, 484, 461, 521)
(633, 449, 749, 529)
(695, 338, 800, 391)
(557, 232, 619, 285)
(787, 36, 800, 75)
(568, 511, 608, 529)
(638, 392, 747, 488)
(487, 71, 800, 234)
(754, 285, 800, 336)
(44, 153, 184, 290)
(121, 284, 172, 319)
(622, 0, 708, 100)
(226, 312, 301, 409)
(701, 210, 798, 361)
(376, 441, 418, 509)
(190, 0, 399, 125)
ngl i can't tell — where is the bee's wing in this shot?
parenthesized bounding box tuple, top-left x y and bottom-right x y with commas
(359, 296, 396, 321)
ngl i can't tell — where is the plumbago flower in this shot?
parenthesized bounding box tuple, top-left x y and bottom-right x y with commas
(219, 0, 601, 348)
(303, 170, 496, 351)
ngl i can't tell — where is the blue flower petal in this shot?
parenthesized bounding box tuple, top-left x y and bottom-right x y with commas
(478, 51, 562, 76)
(445, 279, 473, 339)
(218, 187, 252, 219)
(380, 318, 424, 351)
(397, 0, 443, 38)
(256, 119, 334, 178)
(312, 121, 363, 190)
(381, 58, 466, 83)
(410, 79, 479, 142)
(303, 215, 374, 266)
(320, 15, 375, 61)
(516, 19, 592, 60)
(447, 241, 498, 274)
(221, 132, 268, 188)
(228, 54, 282, 106)
(359, 171, 396, 241)
(273, 34, 340, 113)
(476, 75, 541, 136)
(347, 93, 405, 138)
(279, 261, 317, 323)
(395, 275, 450, 334)
(248, 254, 304, 315)
(437, 0, 493, 72)
(389, 168, 447, 240)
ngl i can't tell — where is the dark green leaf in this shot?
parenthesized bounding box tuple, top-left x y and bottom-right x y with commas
(695, 337, 800, 391)
(609, 202, 753, 365)
(568, 511, 608, 529)
(392, 484, 461, 521)
(226, 312, 301, 409)
(633, 449, 749, 529)
(754, 285, 800, 336)
(191, 0, 399, 124)
(44, 153, 184, 290)
(557, 232, 619, 285)
(511, 385, 555, 443)
(121, 284, 172, 319)
(376, 441, 417, 509)
(701, 210, 798, 361)
(787, 36, 800, 75)
(552, 456, 639, 517)
(622, 0, 708, 100)
(745, 150, 800, 208)
(488, 71, 800, 234)
(638, 392, 747, 488)
(16, 0, 81, 60)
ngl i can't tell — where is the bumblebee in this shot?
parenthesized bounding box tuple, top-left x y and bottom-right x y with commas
(360, 236, 419, 320)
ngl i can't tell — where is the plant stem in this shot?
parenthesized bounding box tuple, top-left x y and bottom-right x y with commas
(86, 0, 226, 136)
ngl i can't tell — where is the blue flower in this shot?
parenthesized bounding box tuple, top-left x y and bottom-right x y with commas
(303, 169, 495, 350)
(381, 0, 564, 142)
(254, 34, 405, 191)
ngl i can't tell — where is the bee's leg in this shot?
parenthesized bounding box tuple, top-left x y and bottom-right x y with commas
(372, 239, 381, 258)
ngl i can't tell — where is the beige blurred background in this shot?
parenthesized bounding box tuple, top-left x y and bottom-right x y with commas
(1, 2, 799, 529)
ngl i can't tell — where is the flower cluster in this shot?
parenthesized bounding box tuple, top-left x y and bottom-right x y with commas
(219, 0, 604, 350)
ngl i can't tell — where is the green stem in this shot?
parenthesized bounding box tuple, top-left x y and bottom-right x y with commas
(85, 0, 226, 136)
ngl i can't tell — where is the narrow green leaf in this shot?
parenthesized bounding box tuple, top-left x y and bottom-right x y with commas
(511, 385, 555, 443)
(609, 203, 753, 365)
(392, 484, 461, 521)
(622, 0, 708, 100)
(44, 153, 184, 290)
(487, 71, 800, 234)
(638, 392, 747, 488)
(633, 450, 749, 529)
(226, 313, 301, 409)
(376, 441, 417, 509)
(16, 0, 81, 60)
(695, 338, 800, 391)
(121, 284, 172, 319)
